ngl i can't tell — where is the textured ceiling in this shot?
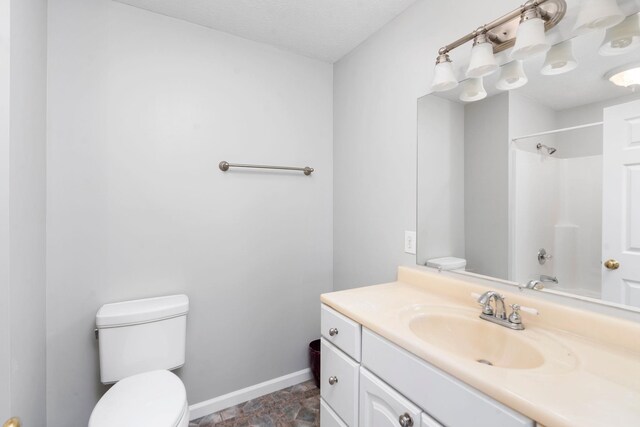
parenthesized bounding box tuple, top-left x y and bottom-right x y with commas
(112, 0, 419, 62)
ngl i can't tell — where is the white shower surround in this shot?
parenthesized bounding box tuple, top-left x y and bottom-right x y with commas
(513, 150, 602, 298)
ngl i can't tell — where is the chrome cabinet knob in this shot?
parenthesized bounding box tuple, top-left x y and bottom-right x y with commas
(604, 259, 620, 270)
(328, 328, 339, 336)
(398, 413, 414, 427)
(328, 376, 338, 385)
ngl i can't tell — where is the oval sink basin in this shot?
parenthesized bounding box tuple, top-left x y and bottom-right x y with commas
(409, 313, 545, 369)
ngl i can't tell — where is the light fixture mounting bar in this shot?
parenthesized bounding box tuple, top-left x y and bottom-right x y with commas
(437, 0, 566, 55)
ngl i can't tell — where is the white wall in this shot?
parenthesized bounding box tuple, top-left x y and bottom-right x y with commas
(0, 0, 47, 424)
(333, 0, 515, 290)
(416, 95, 464, 264)
(0, 0, 10, 418)
(9, 0, 47, 425)
(47, 1, 333, 425)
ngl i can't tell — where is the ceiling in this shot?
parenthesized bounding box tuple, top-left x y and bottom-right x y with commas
(112, 0, 419, 63)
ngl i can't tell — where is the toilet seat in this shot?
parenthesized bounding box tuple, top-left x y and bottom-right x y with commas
(89, 370, 189, 427)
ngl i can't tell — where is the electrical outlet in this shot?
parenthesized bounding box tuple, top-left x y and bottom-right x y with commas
(404, 231, 416, 255)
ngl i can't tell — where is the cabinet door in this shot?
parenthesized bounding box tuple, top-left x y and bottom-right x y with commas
(321, 339, 359, 427)
(321, 398, 348, 427)
(360, 367, 422, 427)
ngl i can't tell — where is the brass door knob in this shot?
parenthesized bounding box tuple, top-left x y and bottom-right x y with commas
(604, 259, 620, 270)
(3, 417, 21, 427)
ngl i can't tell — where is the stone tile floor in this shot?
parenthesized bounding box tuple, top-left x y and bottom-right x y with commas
(190, 380, 320, 427)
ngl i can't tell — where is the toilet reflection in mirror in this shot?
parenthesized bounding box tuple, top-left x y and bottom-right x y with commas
(417, 13, 640, 311)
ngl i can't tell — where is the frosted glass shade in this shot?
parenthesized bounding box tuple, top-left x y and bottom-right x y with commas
(606, 63, 640, 89)
(541, 40, 578, 75)
(459, 78, 487, 102)
(574, 0, 625, 33)
(599, 13, 640, 56)
(511, 17, 550, 60)
(496, 60, 528, 90)
(467, 42, 498, 78)
(432, 60, 458, 92)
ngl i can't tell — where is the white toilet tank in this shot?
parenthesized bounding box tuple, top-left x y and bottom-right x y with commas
(95, 294, 189, 384)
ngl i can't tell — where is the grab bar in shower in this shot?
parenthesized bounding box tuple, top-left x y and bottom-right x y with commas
(219, 161, 314, 175)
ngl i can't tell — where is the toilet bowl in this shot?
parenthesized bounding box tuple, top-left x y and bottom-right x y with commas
(89, 295, 190, 427)
(89, 370, 189, 427)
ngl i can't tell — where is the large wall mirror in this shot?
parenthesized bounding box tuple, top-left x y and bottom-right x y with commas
(417, 1, 640, 311)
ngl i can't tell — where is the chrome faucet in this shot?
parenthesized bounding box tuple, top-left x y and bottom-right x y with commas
(525, 275, 558, 290)
(476, 291, 524, 330)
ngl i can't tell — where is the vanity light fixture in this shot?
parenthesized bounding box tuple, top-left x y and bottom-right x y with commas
(430, 0, 566, 93)
(541, 39, 577, 75)
(605, 62, 640, 90)
(459, 78, 487, 102)
(432, 53, 458, 92)
(511, 8, 551, 60)
(599, 13, 640, 56)
(574, 0, 625, 33)
(467, 33, 498, 78)
(496, 60, 528, 90)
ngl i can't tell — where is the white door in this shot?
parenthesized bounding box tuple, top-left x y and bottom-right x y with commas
(359, 368, 425, 427)
(602, 99, 640, 307)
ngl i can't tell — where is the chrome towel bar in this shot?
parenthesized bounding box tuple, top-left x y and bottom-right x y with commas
(219, 161, 314, 176)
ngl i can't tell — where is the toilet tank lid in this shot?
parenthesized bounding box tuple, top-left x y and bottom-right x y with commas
(426, 257, 467, 270)
(96, 294, 189, 328)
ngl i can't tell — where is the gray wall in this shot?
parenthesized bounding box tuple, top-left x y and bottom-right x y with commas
(0, 0, 47, 424)
(463, 93, 509, 278)
(416, 95, 465, 265)
(47, 1, 333, 425)
(333, 0, 515, 290)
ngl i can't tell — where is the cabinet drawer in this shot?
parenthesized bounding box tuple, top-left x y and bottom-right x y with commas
(362, 329, 534, 427)
(321, 304, 362, 361)
(321, 398, 348, 427)
(360, 367, 422, 427)
(321, 339, 359, 427)
(421, 413, 443, 427)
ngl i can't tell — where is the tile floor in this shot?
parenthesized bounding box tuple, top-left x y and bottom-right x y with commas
(190, 380, 320, 427)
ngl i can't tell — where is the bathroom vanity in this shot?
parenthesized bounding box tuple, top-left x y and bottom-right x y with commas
(319, 266, 640, 427)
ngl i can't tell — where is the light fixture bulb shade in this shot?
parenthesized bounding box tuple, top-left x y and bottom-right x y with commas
(432, 60, 458, 92)
(466, 41, 498, 78)
(574, 0, 625, 32)
(511, 17, 550, 60)
(599, 13, 640, 56)
(605, 63, 640, 89)
(459, 78, 487, 102)
(496, 60, 528, 90)
(541, 40, 578, 75)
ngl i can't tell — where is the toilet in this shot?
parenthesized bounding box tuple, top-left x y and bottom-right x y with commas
(89, 294, 190, 427)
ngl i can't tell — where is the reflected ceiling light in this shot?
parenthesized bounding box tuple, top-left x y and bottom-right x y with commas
(466, 33, 498, 78)
(574, 0, 625, 33)
(431, 53, 458, 92)
(459, 78, 487, 102)
(511, 8, 551, 60)
(541, 40, 577, 75)
(599, 13, 640, 56)
(496, 60, 528, 90)
(605, 62, 640, 89)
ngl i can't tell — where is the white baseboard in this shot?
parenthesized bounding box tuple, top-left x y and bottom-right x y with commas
(189, 368, 313, 420)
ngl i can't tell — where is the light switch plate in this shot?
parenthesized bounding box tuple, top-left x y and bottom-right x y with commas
(404, 231, 416, 255)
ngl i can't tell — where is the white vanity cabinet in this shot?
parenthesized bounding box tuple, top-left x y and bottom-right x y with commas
(359, 367, 426, 427)
(320, 304, 536, 427)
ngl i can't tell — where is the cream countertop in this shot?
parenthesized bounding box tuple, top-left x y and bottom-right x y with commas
(321, 266, 640, 427)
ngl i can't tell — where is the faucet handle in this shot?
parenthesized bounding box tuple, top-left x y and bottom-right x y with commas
(508, 304, 522, 325)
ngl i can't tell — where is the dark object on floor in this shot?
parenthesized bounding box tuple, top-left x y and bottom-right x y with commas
(309, 339, 321, 389)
